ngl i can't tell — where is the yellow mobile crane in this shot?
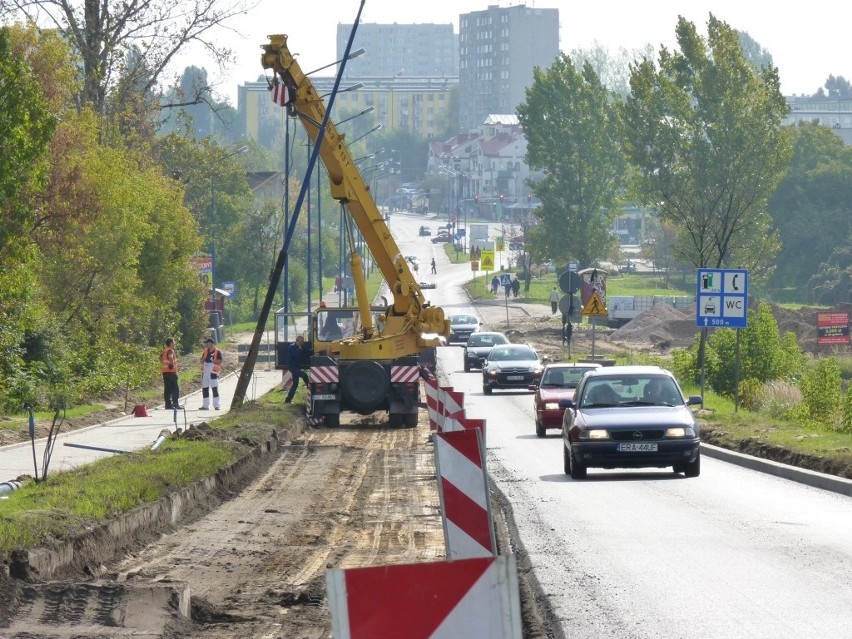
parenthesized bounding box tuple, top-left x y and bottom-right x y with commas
(262, 34, 449, 428)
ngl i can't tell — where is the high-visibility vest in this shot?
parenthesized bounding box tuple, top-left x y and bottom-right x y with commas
(202, 347, 222, 373)
(161, 346, 178, 373)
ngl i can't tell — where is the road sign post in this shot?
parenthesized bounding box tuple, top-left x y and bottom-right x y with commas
(696, 268, 748, 411)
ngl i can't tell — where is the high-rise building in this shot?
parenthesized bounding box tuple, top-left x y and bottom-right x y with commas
(458, 4, 559, 131)
(336, 23, 458, 77)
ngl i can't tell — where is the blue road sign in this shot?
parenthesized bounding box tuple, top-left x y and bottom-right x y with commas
(500, 273, 512, 287)
(696, 269, 748, 328)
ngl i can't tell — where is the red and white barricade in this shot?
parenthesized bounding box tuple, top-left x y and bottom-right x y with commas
(424, 377, 440, 431)
(434, 428, 495, 559)
(326, 555, 521, 638)
(439, 386, 465, 433)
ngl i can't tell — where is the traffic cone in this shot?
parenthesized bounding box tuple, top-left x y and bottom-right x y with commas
(132, 404, 149, 417)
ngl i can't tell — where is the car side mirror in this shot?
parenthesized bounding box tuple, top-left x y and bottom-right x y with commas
(528, 383, 538, 391)
(558, 399, 575, 409)
(687, 395, 703, 406)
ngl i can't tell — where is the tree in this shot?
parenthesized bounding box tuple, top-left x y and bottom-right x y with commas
(768, 122, 852, 299)
(571, 41, 655, 98)
(621, 14, 791, 377)
(622, 14, 790, 274)
(0, 25, 58, 259)
(0, 0, 253, 113)
(517, 54, 627, 269)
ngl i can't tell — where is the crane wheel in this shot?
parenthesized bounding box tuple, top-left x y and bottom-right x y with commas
(341, 360, 390, 412)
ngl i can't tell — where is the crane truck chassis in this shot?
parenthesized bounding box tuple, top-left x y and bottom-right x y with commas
(263, 35, 449, 427)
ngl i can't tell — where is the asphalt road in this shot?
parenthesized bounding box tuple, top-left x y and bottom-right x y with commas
(389, 211, 852, 638)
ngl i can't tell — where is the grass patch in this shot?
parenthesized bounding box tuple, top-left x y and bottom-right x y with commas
(0, 388, 299, 557)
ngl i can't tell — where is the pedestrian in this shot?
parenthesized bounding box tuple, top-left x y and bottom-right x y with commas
(511, 276, 520, 298)
(549, 286, 560, 314)
(160, 338, 182, 409)
(199, 337, 223, 410)
(430, 258, 437, 274)
(563, 320, 573, 347)
(491, 276, 499, 295)
(285, 335, 311, 404)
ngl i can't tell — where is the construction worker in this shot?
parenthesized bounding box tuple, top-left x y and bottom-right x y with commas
(160, 338, 182, 409)
(200, 337, 223, 410)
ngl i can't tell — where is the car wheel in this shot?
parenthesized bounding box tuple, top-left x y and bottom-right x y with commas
(483, 385, 492, 395)
(563, 443, 571, 474)
(324, 413, 340, 428)
(567, 444, 587, 479)
(535, 419, 545, 438)
(464, 360, 470, 372)
(683, 452, 701, 478)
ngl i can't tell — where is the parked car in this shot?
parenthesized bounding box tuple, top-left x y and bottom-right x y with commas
(530, 363, 602, 437)
(419, 280, 437, 290)
(560, 365, 702, 479)
(418, 226, 432, 236)
(463, 331, 509, 372)
(431, 233, 452, 244)
(482, 344, 543, 394)
(447, 313, 481, 344)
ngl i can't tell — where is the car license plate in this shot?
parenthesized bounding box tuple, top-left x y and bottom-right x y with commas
(313, 394, 336, 400)
(507, 375, 524, 381)
(618, 442, 658, 452)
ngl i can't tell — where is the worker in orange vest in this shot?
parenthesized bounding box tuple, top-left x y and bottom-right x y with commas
(200, 337, 223, 410)
(160, 338, 182, 409)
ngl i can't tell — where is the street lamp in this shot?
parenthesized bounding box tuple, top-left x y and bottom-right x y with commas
(321, 82, 364, 99)
(210, 144, 248, 321)
(304, 47, 366, 76)
(348, 123, 382, 145)
(337, 105, 375, 126)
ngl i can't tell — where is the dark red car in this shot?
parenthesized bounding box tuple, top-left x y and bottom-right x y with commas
(531, 363, 601, 437)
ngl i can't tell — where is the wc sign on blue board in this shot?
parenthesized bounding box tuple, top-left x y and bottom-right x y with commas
(696, 269, 748, 328)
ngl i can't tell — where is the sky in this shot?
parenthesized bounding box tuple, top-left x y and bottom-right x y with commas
(192, 0, 851, 105)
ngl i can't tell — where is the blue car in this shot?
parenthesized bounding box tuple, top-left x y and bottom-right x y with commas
(560, 365, 702, 479)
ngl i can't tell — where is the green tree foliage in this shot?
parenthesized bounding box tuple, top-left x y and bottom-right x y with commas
(0, 26, 58, 259)
(812, 75, 852, 100)
(703, 303, 805, 397)
(0, 0, 251, 114)
(517, 54, 627, 269)
(621, 14, 790, 275)
(799, 357, 843, 424)
(768, 122, 852, 300)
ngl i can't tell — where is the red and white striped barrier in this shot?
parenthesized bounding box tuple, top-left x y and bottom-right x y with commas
(326, 555, 522, 638)
(424, 377, 440, 431)
(281, 369, 293, 388)
(310, 365, 339, 384)
(434, 428, 495, 559)
(390, 364, 420, 384)
(439, 386, 465, 433)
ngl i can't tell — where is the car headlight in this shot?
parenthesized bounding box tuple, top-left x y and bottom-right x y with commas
(531, 365, 543, 374)
(544, 402, 560, 410)
(665, 427, 696, 438)
(579, 429, 610, 440)
(486, 369, 498, 377)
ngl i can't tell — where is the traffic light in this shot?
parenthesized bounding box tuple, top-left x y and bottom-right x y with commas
(499, 193, 504, 202)
(474, 194, 479, 202)
(527, 193, 532, 202)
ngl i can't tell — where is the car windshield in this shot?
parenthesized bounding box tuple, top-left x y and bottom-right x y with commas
(541, 367, 596, 387)
(580, 375, 683, 407)
(451, 315, 478, 326)
(468, 334, 505, 347)
(489, 346, 536, 362)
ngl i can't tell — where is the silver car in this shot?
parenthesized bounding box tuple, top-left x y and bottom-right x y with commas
(560, 365, 702, 479)
(448, 313, 481, 344)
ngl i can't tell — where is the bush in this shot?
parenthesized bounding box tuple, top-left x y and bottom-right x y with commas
(705, 302, 805, 397)
(737, 378, 763, 412)
(799, 357, 843, 423)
